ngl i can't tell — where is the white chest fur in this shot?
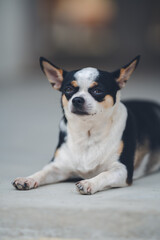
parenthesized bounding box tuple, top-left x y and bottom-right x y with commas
(55, 102, 127, 179)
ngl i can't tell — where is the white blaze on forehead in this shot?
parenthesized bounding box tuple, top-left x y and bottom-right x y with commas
(74, 67, 99, 90)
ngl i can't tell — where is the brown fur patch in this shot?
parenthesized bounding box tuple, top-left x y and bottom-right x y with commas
(100, 95, 114, 109)
(62, 95, 68, 107)
(71, 80, 78, 87)
(88, 130, 91, 137)
(54, 149, 59, 158)
(134, 140, 150, 169)
(118, 141, 124, 155)
(89, 81, 98, 88)
(59, 69, 63, 76)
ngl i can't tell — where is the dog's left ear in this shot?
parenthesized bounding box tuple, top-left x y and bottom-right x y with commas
(39, 57, 67, 90)
(114, 55, 140, 89)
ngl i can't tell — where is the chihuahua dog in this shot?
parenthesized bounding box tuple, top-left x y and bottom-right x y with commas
(12, 56, 160, 194)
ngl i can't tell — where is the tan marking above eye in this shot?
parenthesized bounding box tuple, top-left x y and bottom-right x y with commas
(71, 80, 78, 87)
(100, 95, 114, 109)
(89, 81, 98, 88)
(62, 94, 68, 107)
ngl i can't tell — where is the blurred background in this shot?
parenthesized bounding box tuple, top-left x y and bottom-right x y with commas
(1, 0, 160, 180)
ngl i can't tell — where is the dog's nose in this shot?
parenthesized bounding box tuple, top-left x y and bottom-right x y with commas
(72, 97, 85, 108)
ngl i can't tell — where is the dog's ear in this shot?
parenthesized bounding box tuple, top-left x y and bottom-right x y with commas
(39, 57, 67, 90)
(114, 55, 140, 89)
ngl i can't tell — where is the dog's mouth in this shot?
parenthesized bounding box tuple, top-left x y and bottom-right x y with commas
(71, 109, 89, 115)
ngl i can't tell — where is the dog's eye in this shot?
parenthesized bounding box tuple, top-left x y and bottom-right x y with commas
(92, 88, 103, 95)
(64, 86, 74, 94)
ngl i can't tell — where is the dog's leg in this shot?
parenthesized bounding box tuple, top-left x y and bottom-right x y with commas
(12, 161, 71, 190)
(76, 162, 128, 195)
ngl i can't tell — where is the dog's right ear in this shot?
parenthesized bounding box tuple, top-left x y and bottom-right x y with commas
(39, 57, 67, 90)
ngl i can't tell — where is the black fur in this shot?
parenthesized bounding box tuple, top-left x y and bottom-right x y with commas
(120, 107, 137, 184)
(51, 116, 67, 162)
(60, 71, 78, 91)
(57, 123, 67, 150)
(120, 100, 160, 183)
(123, 100, 160, 151)
(89, 71, 119, 103)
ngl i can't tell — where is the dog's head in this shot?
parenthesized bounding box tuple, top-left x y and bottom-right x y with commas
(40, 56, 140, 119)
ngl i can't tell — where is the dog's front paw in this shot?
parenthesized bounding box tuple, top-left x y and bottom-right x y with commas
(76, 180, 95, 195)
(12, 177, 38, 190)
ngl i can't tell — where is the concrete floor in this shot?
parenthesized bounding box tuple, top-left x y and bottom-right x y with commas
(1, 72, 160, 240)
(1, 174, 160, 240)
